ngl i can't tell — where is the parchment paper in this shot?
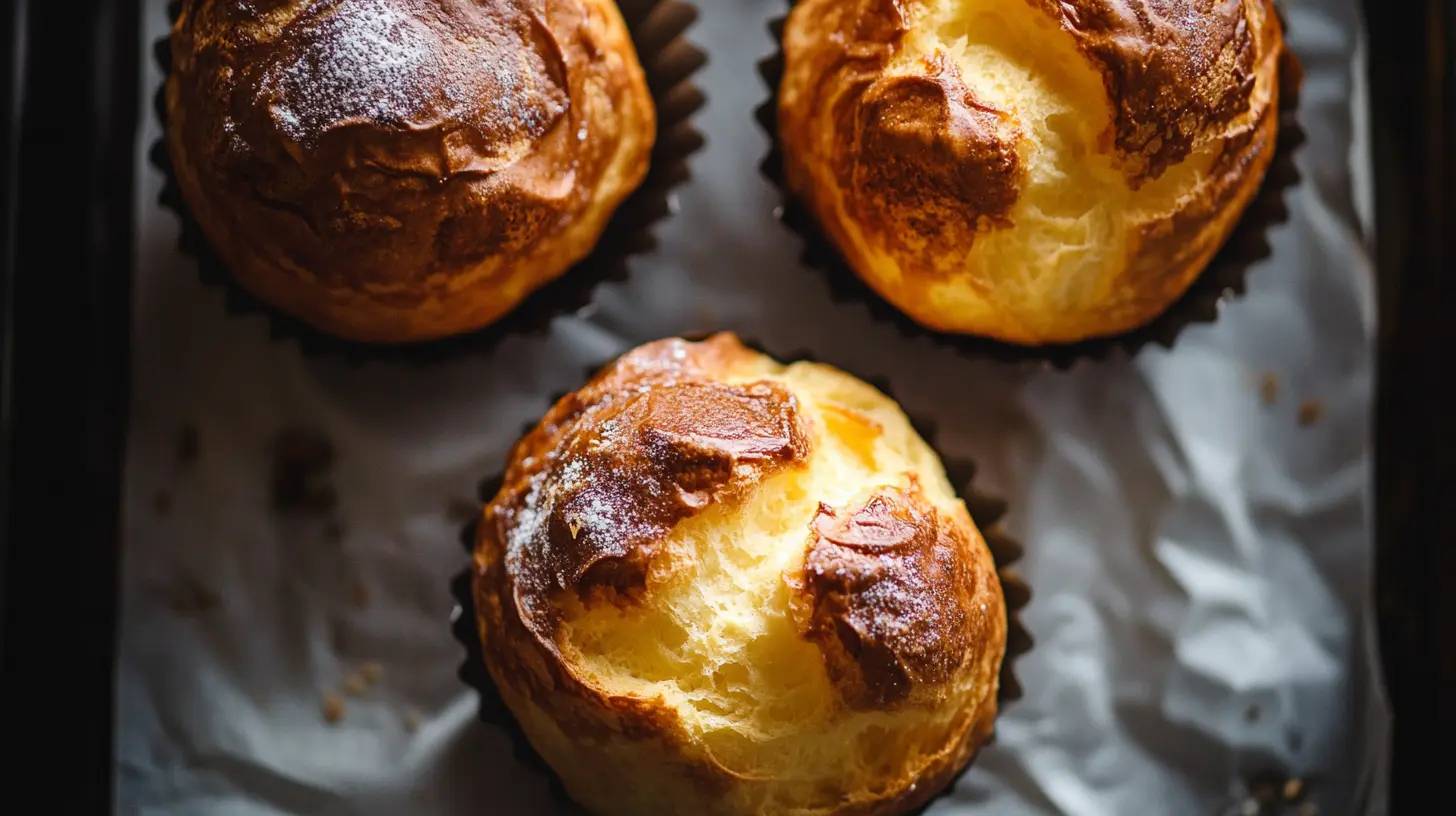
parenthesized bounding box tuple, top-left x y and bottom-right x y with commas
(117, 0, 1390, 813)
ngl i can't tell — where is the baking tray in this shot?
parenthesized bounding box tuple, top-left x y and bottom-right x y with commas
(0, 0, 1448, 812)
(1365, 0, 1454, 811)
(1, 0, 139, 810)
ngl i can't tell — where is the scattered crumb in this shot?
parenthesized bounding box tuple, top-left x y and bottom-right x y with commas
(271, 427, 337, 515)
(1258, 372, 1279, 405)
(322, 693, 346, 724)
(402, 710, 421, 733)
(350, 581, 370, 608)
(1239, 799, 1260, 816)
(1245, 704, 1260, 722)
(154, 492, 172, 516)
(1283, 778, 1304, 800)
(360, 661, 383, 684)
(178, 424, 199, 465)
(1297, 399, 1323, 426)
(446, 497, 480, 526)
(162, 579, 220, 615)
(1245, 774, 1283, 806)
(340, 661, 383, 696)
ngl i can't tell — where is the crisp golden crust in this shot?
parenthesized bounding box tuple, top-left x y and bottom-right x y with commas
(779, 0, 1286, 345)
(166, 0, 655, 343)
(846, 62, 1023, 265)
(1034, 0, 1261, 184)
(799, 483, 1001, 710)
(473, 333, 1008, 815)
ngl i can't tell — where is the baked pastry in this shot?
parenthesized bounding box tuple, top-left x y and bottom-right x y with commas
(778, 0, 1287, 345)
(473, 333, 1007, 815)
(165, 0, 655, 343)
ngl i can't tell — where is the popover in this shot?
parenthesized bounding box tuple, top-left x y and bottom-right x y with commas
(473, 333, 1008, 814)
(165, 0, 655, 343)
(778, 0, 1287, 345)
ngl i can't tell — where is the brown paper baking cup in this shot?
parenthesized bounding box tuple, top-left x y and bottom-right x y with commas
(152, 0, 706, 365)
(449, 340, 1034, 813)
(756, 3, 1307, 370)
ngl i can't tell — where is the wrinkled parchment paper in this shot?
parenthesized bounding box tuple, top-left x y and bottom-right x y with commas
(118, 1, 1389, 813)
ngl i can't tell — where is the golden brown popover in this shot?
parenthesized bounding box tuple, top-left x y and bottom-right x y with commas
(165, 0, 655, 343)
(779, 0, 1287, 345)
(473, 333, 1008, 815)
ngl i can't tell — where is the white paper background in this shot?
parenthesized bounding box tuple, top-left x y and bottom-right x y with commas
(117, 1, 1390, 813)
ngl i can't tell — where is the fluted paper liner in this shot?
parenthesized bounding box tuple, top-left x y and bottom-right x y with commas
(152, 0, 706, 364)
(756, 2, 1307, 369)
(450, 341, 1035, 812)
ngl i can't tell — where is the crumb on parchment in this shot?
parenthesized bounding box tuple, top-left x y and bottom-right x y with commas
(341, 662, 384, 697)
(350, 581, 370, 608)
(1228, 773, 1313, 815)
(322, 693, 346, 724)
(360, 661, 383, 683)
(271, 427, 337, 515)
(402, 710, 421, 733)
(1258, 372, 1279, 405)
(1297, 399, 1323, 426)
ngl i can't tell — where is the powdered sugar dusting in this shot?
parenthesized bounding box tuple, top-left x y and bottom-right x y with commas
(505, 429, 652, 597)
(256, 0, 563, 146)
